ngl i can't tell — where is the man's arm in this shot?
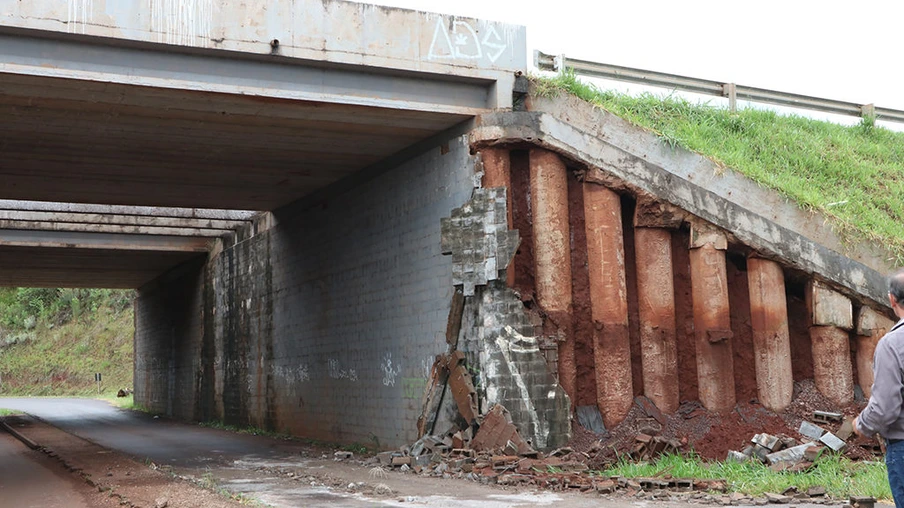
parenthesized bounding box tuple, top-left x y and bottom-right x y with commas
(856, 339, 903, 437)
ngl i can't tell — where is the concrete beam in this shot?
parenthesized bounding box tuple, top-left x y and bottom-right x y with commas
(0, 229, 210, 252)
(471, 99, 893, 309)
(0, 219, 233, 238)
(0, 27, 500, 115)
(0, 210, 247, 230)
(0, 200, 257, 221)
(0, 0, 526, 86)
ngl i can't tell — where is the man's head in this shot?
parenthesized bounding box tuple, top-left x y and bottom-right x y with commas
(889, 269, 904, 318)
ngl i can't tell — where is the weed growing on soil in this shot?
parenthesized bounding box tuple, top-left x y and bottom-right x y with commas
(601, 453, 891, 499)
(533, 71, 904, 264)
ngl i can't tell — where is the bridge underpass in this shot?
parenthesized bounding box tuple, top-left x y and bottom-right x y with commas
(1, 1, 900, 506)
(0, 0, 533, 454)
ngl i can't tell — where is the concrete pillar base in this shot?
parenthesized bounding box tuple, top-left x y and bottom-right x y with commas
(529, 148, 575, 402)
(583, 183, 633, 428)
(810, 325, 854, 406)
(634, 227, 679, 413)
(689, 240, 736, 413)
(747, 257, 793, 412)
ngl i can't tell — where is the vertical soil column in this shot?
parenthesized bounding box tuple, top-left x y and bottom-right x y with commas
(529, 148, 575, 401)
(746, 257, 793, 412)
(807, 281, 854, 407)
(583, 184, 633, 427)
(855, 307, 894, 398)
(689, 228, 736, 413)
(481, 148, 515, 286)
(634, 227, 679, 413)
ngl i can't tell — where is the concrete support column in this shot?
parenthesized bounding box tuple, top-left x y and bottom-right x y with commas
(689, 225, 736, 413)
(807, 281, 854, 406)
(583, 184, 633, 428)
(481, 148, 515, 286)
(529, 148, 575, 401)
(746, 257, 793, 412)
(634, 227, 679, 413)
(855, 307, 895, 398)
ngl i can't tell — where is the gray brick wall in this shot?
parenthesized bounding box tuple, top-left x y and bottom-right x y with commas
(134, 259, 205, 420)
(135, 134, 475, 448)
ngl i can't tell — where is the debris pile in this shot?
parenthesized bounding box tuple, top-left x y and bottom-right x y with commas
(726, 410, 876, 472)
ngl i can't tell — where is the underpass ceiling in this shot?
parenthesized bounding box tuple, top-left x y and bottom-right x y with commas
(0, 73, 472, 210)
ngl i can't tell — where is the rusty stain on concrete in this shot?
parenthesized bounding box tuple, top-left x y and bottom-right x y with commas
(810, 325, 855, 407)
(689, 242, 736, 413)
(528, 148, 575, 402)
(634, 227, 679, 414)
(855, 307, 895, 398)
(747, 256, 793, 412)
(582, 183, 632, 428)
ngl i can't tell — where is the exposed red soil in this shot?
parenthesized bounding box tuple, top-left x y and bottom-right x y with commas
(509, 150, 536, 301)
(620, 194, 645, 397)
(726, 253, 758, 404)
(672, 227, 699, 402)
(575, 379, 873, 468)
(567, 173, 596, 407)
(787, 290, 815, 382)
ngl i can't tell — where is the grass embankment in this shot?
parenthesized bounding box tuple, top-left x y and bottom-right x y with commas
(534, 72, 904, 263)
(0, 288, 135, 397)
(603, 453, 890, 500)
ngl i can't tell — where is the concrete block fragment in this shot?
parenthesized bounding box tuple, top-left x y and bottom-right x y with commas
(799, 421, 826, 440)
(837, 419, 854, 442)
(819, 432, 846, 451)
(813, 411, 843, 424)
(727, 450, 749, 462)
(752, 433, 782, 452)
(807, 281, 853, 329)
(808, 486, 826, 497)
(765, 443, 811, 465)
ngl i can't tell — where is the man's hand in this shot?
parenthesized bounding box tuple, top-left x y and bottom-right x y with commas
(852, 416, 865, 438)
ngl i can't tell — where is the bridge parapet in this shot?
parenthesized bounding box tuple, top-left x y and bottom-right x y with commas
(0, 0, 525, 106)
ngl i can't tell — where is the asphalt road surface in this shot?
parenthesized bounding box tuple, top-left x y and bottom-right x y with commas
(0, 398, 839, 508)
(0, 429, 100, 508)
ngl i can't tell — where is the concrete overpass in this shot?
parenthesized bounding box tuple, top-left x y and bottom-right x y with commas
(1, 0, 897, 455)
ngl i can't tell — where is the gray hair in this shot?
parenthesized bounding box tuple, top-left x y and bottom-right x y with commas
(889, 269, 904, 305)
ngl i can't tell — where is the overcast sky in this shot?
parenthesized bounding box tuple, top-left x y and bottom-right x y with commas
(371, 0, 904, 121)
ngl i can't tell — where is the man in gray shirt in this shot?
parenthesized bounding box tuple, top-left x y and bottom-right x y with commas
(855, 269, 904, 505)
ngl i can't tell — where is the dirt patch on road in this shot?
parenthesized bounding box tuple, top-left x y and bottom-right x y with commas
(3, 414, 245, 508)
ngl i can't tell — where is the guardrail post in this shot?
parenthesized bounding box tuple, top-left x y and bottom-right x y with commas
(722, 83, 737, 113)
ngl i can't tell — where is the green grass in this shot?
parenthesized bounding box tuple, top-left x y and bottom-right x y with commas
(0, 290, 134, 397)
(0, 408, 22, 416)
(534, 71, 904, 263)
(602, 453, 890, 499)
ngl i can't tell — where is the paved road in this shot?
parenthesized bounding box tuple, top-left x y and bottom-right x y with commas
(0, 398, 837, 508)
(0, 429, 99, 508)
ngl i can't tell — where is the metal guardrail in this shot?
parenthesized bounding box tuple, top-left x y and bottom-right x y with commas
(535, 51, 904, 124)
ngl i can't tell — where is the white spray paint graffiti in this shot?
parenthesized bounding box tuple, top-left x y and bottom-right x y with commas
(381, 352, 402, 387)
(428, 18, 508, 64)
(67, 0, 93, 34)
(328, 358, 358, 382)
(273, 364, 310, 384)
(150, 0, 215, 46)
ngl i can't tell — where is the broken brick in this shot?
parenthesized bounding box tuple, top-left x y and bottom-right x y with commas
(471, 405, 535, 456)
